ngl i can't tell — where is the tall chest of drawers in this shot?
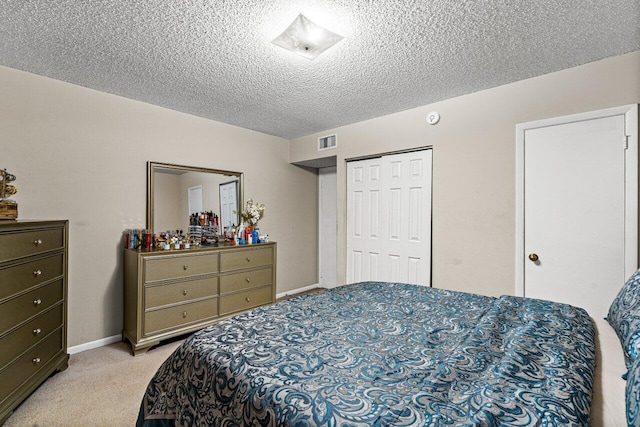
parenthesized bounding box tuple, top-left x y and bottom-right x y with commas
(123, 242, 276, 355)
(0, 220, 69, 424)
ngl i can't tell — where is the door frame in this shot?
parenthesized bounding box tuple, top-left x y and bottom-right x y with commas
(515, 104, 638, 296)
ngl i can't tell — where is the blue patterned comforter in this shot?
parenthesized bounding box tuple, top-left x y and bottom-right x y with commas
(137, 282, 595, 426)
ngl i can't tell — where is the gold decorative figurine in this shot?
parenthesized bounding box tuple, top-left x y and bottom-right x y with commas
(0, 169, 18, 219)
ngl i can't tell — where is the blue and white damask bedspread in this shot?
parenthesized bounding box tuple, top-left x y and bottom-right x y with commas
(137, 282, 595, 426)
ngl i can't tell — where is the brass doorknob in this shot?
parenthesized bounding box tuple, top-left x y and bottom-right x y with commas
(528, 253, 539, 262)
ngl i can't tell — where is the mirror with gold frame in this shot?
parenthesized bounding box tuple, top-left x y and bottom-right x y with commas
(147, 162, 243, 234)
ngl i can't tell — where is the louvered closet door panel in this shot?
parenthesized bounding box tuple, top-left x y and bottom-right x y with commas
(347, 150, 432, 286)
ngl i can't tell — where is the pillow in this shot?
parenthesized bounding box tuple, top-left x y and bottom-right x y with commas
(607, 268, 640, 371)
(627, 358, 640, 426)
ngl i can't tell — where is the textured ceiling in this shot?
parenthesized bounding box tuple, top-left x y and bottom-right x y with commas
(0, 1, 638, 139)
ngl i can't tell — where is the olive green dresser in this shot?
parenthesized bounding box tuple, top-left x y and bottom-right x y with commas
(0, 220, 69, 425)
(123, 242, 276, 355)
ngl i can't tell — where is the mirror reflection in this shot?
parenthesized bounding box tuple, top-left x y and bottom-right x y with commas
(147, 162, 243, 236)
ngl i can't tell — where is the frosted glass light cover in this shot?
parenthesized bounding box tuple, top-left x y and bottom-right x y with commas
(271, 14, 343, 60)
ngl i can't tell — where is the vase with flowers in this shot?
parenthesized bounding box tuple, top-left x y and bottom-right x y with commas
(238, 199, 265, 243)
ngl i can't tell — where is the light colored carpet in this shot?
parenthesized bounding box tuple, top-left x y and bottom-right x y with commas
(4, 339, 183, 427)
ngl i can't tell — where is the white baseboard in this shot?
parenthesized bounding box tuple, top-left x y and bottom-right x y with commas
(68, 334, 122, 355)
(276, 283, 320, 300)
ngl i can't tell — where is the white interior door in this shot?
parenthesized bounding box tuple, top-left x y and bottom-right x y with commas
(219, 181, 238, 230)
(516, 105, 638, 319)
(319, 167, 337, 288)
(347, 150, 432, 286)
(188, 185, 203, 214)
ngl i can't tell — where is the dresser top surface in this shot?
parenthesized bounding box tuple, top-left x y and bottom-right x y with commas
(126, 241, 276, 256)
(0, 220, 68, 231)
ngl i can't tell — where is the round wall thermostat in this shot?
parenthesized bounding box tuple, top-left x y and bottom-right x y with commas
(426, 112, 440, 125)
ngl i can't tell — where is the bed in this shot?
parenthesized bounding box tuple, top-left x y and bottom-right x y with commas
(137, 282, 597, 426)
(591, 318, 626, 426)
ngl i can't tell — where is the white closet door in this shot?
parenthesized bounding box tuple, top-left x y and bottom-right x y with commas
(347, 150, 432, 286)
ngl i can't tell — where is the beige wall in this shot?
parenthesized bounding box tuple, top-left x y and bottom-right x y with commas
(0, 65, 318, 347)
(290, 51, 640, 298)
(154, 172, 183, 232)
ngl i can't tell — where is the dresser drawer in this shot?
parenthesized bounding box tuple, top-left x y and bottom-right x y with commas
(220, 247, 273, 272)
(0, 228, 64, 263)
(219, 286, 272, 316)
(144, 298, 218, 335)
(0, 304, 63, 368)
(220, 267, 273, 294)
(145, 277, 219, 310)
(0, 254, 64, 301)
(0, 279, 64, 333)
(0, 328, 63, 404)
(144, 253, 218, 282)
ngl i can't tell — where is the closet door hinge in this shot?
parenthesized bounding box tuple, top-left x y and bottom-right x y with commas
(624, 136, 629, 150)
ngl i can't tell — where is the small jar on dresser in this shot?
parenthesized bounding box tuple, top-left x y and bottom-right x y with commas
(0, 220, 69, 425)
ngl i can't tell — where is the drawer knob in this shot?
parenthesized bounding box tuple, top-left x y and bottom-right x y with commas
(183, 265, 189, 270)
(33, 328, 42, 335)
(34, 239, 43, 246)
(33, 298, 42, 306)
(245, 277, 251, 283)
(182, 289, 188, 296)
(32, 357, 41, 364)
(33, 269, 42, 277)
(182, 311, 188, 318)
(246, 257, 251, 262)
(245, 297, 250, 302)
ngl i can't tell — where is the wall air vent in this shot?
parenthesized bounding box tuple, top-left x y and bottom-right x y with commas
(318, 134, 337, 151)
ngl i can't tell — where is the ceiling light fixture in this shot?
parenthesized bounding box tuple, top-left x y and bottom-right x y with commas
(271, 14, 343, 60)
